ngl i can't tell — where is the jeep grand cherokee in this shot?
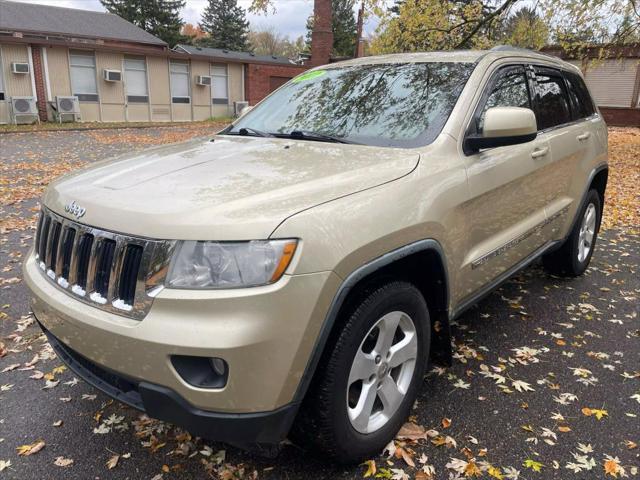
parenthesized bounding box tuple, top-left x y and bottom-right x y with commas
(24, 46, 607, 463)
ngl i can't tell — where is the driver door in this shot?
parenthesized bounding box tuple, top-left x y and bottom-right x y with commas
(457, 64, 552, 303)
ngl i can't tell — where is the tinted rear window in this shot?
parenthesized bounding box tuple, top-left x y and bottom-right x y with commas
(534, 71, 572, 130)
(564, 71, 595, 119)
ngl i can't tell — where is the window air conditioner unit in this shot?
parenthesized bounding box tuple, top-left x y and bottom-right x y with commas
(103, 69, 122, 82)
(234, 101, 250, 117)
(11, 62, 30, 74)
(196, 75, 212, 86)
(55, 96, 81, 123)
(10, 96, 38, 124)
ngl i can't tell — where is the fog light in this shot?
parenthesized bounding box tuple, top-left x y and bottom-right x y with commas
(171, 355, 228, 389)
(210, 357, 226, 376)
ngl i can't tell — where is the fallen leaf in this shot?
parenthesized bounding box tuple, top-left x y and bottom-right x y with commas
(523, 459, 544, 472)
(17, 440, 45, 456)
(362, 459, 376, 477)
(106, 454, 119, 470)
(582, 407, 608, 420)
(54, 456, 73, 467)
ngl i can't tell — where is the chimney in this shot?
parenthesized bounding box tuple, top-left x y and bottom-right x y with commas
(354, 0, 364, 58)
(310, 0, 333, 66)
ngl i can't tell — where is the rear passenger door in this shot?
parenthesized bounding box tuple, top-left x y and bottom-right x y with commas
(530, 66, 595, 240)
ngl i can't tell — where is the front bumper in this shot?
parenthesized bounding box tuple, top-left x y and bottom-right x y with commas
(39, 321, 297, 444)
(24, 250, 340, 416)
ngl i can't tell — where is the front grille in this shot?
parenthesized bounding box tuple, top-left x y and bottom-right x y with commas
(34, 207, 174, 320)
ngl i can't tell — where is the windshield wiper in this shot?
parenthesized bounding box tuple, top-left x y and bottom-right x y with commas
(282, 130, 356, 144)
(234, 127, 274, 138)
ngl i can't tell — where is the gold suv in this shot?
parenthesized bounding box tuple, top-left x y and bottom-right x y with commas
(24, 46, 608, 463)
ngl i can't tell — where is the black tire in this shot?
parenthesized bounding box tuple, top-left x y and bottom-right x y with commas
(543, 189, 601, 277)
(292, 281, 430, 464)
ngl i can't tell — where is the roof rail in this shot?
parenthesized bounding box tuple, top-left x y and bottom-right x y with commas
(489, 44, 563, 61)
(490, 45, 534, 53)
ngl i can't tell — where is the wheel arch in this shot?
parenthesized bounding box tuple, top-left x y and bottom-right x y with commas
(589, 166, 608, 231)
(292, 239, 451, 405)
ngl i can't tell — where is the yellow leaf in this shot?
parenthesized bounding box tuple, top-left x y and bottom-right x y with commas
(16, 440, 45, 456)
(362, 459, 376, 477)
(582, 407, 608, 420)
(558, 426, 572, 432)
(464, 460, 482, 477)
(162, 464, 170, 473)
(625, 440, 637, 450)
(442, 417, 451, 429)
(52, 365, 66, 375)
(523, 459, 544, 472)
(488, 466, 504, 479)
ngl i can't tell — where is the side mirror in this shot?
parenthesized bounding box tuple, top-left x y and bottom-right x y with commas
(464, 107, 537, 154)
(239, 105, 253, 118)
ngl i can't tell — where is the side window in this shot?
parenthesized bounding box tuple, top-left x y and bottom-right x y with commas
(564, 71, 595, 119)
(476, 66, 530, 133)
(534, 70, 571, 130)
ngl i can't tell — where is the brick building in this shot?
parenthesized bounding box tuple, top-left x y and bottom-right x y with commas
(0, 0, 307, 124)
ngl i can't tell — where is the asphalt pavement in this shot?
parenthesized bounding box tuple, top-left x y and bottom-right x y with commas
(0, 128, 638, 479)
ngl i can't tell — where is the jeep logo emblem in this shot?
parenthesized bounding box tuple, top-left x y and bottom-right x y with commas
(64, 201, 86, 219)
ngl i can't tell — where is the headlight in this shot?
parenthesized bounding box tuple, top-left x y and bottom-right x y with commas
(166, 239, 297, 289)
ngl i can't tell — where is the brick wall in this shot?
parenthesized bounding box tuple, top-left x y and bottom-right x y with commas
(30, 46, 48, 122)
(245, 64, 308, 105)
(599, 107, 640, 126)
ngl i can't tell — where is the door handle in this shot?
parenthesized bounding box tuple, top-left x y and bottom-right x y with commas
(577, 132, 591, 141)
(531, 146, 549, 159)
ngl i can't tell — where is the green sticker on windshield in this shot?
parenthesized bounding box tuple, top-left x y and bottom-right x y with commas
(292, 70, 327, 83)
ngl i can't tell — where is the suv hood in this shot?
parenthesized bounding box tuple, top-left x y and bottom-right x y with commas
(44, 136, 419, 240)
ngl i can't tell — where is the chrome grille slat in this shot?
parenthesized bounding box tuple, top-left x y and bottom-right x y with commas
(107, 238, 126, 302)
(34, 207, 175, 320)
(84, 235, 100, 294)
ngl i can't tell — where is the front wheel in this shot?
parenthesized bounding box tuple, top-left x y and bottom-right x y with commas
(293, 281, 430, 463)
(543, 189, 601, 277)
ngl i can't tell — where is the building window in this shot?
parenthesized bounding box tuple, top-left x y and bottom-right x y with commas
(170, 61, 190, 103)
(124, 57, 148, 103)
(69, 50, 98, 102)
(211, 63, 228, 105)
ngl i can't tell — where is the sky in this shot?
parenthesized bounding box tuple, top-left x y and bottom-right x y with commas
(10, 0, 383, 40)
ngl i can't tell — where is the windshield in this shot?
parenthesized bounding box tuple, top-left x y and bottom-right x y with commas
(227, 62, 475, 148)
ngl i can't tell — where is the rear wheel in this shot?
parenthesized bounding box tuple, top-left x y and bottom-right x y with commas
(293, 281, 430, 463)
(543, 189, 601, 277)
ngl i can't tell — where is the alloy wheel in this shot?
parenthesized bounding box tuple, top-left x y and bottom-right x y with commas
(346, 311, 418, 434)
(578, 203, 597, 263)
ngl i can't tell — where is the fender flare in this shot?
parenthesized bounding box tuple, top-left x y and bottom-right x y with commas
(291, 238, 450, 405)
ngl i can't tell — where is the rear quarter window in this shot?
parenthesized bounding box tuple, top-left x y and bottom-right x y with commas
(564, 71, 596, 119)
